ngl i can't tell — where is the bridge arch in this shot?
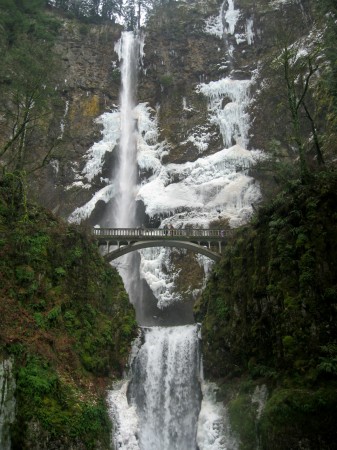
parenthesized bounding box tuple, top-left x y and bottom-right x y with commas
(104, 240, 221, 262)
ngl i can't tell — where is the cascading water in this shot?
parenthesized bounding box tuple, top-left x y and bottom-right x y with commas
(107, 31, 186, 327)
(71, 2, 249, 446)
(107, 28, 234, 450)
(108, 31, 150, 325)
(127, 326, 202, 450)
(113, 31, 138, 228)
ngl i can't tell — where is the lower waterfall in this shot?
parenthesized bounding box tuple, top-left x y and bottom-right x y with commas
(109, 325, 237, 450)
(128, 326, 201, 450)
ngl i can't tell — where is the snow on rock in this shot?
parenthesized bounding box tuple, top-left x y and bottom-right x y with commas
(204, 2, 224, 38)
(82, 110, 120, 182)
(137, 145, 262, 228)
(139, 247, 182, 309)
(270, 0, 293, 8)
(68, 184, 115, 223)
(197, 78, 252, 149)
(136, 103, 169, 175)
(181, 125, 215, 154)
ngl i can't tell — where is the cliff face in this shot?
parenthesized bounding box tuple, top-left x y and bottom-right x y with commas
(138, 0, 315, 157)
(195, 171, 337, 449)
(30, 17, 123, 217)
(0, 173, 137, 449)
(36, 0, 318, 218)
(29, 0, 332, 309)
(1, 0, 337, 448)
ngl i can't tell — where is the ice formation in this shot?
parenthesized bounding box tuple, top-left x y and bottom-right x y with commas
(58, 100, 69, 140)
(82, 111, 120, 182)
(136, 103, 169, 175)
(139, 247, 182, 309)
(224, 0, 240, 35)
(245, 18, 255, 45)
(68, 0, 263, 307)
(251, 385, 268, 419)
(137, 145, 261, 226)
(196, 78, 251, 148)
(68, 184, 115, 223)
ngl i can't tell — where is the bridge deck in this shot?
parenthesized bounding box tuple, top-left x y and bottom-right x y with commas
(93, 227, 231, 243)
(92, 227, 231, 261)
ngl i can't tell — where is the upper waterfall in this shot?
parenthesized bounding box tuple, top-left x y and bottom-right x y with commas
(113, 31, 139, 228)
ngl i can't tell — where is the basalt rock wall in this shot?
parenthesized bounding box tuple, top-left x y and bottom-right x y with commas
(35, 1, 318, 217)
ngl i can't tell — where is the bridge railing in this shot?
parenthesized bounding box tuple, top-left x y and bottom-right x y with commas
(92, 227, 231, 239)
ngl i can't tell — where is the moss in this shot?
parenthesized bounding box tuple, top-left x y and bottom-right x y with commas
(228, 394, 257, 450)
(195, 171, 337, 448)
(82, 94, 100, 117)
(259, 386, 337, 450)
(12, 355, 112, 449)
(0, 172, 137, 448)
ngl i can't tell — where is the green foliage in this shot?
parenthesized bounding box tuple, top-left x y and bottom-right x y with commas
(17, 356, 58, 403)
(14, 355, 112, 448)
(0, 1, 61, 173)
(159, 73, 174, 88)
(228, 394, 257, 450)
(34, 312, 46, 329)
(248, 363, 278, 380)
(259, 387, 337, 449)
(196, 171, 337, 447)
(0, 177, 136, 448)
(317, 344, 337, 376)
(16, 265, 35, 283)
(54, 266, 66, 278)
(48, 0, 124, 23)
(47, 305, 62, 324)
(0, 0, 59, 48)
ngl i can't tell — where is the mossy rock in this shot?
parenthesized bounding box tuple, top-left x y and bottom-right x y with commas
(259, 387, 337, 450)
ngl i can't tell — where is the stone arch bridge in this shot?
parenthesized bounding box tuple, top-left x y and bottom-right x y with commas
(93, 227, 233, 262)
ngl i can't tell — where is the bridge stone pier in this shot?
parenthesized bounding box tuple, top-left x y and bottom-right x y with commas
(93, 227, 232, 262)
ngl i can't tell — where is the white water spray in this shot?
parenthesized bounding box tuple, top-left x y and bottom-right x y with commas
(124, 325, 202, 450)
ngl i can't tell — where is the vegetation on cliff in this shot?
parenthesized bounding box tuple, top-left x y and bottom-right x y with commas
(0, 0, 62, 174)
(195, 171, 337, 449)
(0, 172, 137, 449)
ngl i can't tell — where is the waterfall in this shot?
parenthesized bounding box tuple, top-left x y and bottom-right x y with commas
(128, 326, 202, 450)
(105, 16, 239, 450)
(107, 39, 204, 450)
(110, 325, 202, 450)
(109, 326, 238, 450)
(113, 31, 139, 228)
